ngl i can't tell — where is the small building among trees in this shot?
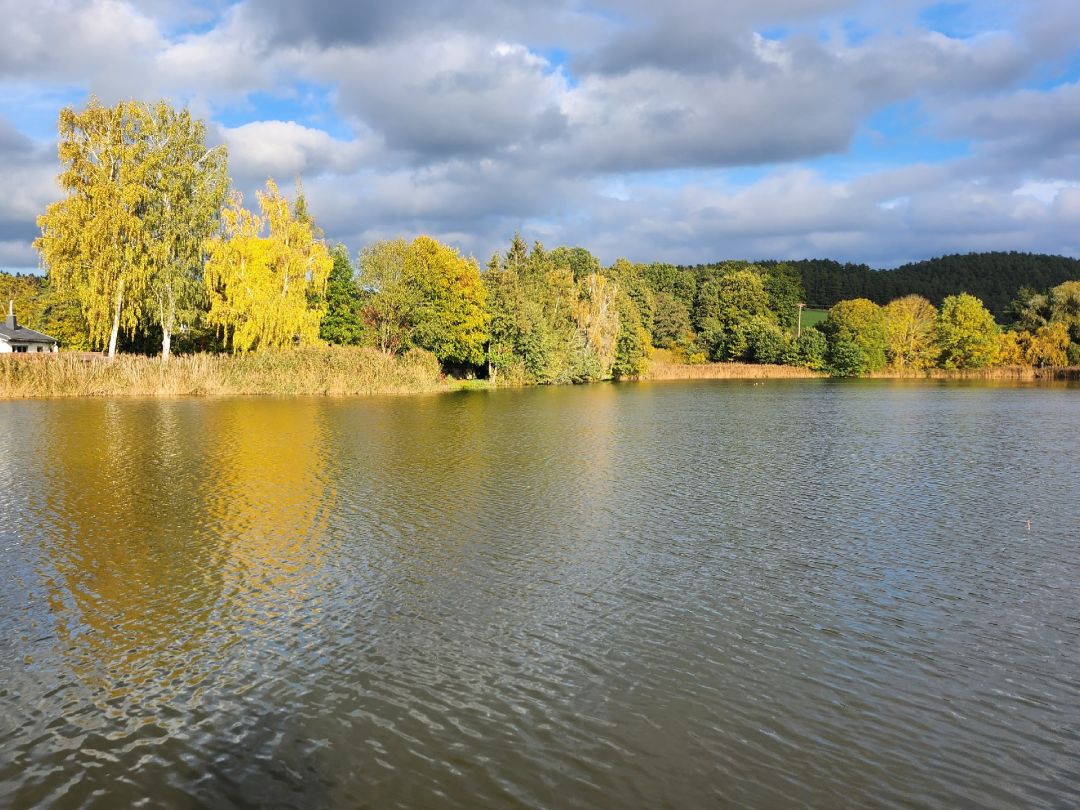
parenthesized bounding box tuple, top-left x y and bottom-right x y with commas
(0, 302, 58, 353)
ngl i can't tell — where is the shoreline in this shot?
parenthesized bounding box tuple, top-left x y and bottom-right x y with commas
(1, 349, 1077, 400)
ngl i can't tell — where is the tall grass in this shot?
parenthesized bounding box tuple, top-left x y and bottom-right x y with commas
(646, 349, 824, 380)
(4, 348, 1073, 399)
(0, 346, 446, 398)
(868, 365, 1041, 380)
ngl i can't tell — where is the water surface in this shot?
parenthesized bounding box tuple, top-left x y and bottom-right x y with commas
(2, 380, 1079, 808)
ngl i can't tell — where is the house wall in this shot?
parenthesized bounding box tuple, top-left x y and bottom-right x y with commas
(0, 341, 57, 353)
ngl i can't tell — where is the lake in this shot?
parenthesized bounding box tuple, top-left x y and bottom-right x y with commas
(2, 380, 1079, 808)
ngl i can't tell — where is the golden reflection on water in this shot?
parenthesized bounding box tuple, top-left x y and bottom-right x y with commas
(204, 400, 335, 599)
(29, 399, 335, 712)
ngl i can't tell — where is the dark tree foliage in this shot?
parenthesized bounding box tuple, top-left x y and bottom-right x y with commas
(549, 246, 601, 281)
(320, 245, 367, 345)
(776, 252, 1080, 318)
(651, 291, 692, 348)
(761, 263, 804, 330)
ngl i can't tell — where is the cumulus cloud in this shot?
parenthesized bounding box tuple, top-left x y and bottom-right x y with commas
(0, 121, 60, 268)
(939, 80, 1080, 165)
(309, 36, 568, 160)
(0, 0, 1078, 270)
(217, 120, 375, 186)
(0, 117, 35, 156)
(0, 0, 165, 97)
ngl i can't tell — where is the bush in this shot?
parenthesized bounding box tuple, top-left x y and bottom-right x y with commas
(792, 328, 827, 370)
(741, 318, 789, 364)
(826, 336, 870, 376)
(820, 298, 887, 373)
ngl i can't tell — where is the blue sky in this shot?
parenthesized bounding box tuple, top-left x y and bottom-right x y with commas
(1, 0, 1078, 271)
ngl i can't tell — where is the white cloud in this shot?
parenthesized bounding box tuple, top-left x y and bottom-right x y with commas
(0, 0, 1078, 270)
(218, 120, 374, 186)
(309, 35, 569, 159)
(0, 0, 165, 97)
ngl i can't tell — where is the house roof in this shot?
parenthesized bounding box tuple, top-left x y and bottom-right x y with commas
(0, 323, 57, 344)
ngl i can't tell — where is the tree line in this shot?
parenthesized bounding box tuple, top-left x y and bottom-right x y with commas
(10, 98, 1080, 378)
(744, 253, 1080, 318)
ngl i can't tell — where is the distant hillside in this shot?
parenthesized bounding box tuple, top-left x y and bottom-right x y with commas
(785, 252, 1080, 318)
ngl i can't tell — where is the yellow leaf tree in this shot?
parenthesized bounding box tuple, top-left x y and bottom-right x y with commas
(575, 273, 620, 375)
(882, 294, 937, 369)
(35, 98, 153, 357)
(139, 102, 228, 361)
(1024, 321, 1070, 367)
(204, 180, 332, 353)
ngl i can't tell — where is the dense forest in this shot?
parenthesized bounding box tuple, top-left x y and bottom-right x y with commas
(6, 97, 1080, 382)
(735, 253, 1080, 318)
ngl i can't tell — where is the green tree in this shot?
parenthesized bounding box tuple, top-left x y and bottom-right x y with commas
(612, 291, 650, 379)
(549, 246, 601, 281)
(486, 237, 591, 384)
(651, 291, 693, 348)
(935, 293, 999, 369)
(1049, 280, 1080, 348)
(740, 317, 790, 364)
(359, 238, 417, 355)
(694, 270, 774, 360)
(406, 236, 489, 368)
(1006, 286, 1051, 331)
(504, 232, 529, 275)
(320, 244, 367, 345)
(694, 270, 771, 327)
(762, 263, 804, 331)
(642, 262, 697, 315)
(821, 298, 887, 374)
(791, 328, 827, 370)
(483, 251, 525, 379)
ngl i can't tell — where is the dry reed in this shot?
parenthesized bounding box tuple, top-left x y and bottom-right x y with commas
(3, 349, 1073, 399)
(869, 365, 1042, 381)
(0, 346, 446, 398)
(646, 349, 824, 380)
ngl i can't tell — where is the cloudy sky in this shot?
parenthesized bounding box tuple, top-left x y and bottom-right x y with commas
(2, 0, 1079, 271)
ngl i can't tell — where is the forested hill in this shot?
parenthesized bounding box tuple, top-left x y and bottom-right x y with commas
(777, 252, 1080, 318)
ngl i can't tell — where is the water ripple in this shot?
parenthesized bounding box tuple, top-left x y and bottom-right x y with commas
(1, 381, 1079, 808)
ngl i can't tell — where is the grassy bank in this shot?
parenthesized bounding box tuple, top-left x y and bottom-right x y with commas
(3, 348, 1076, 399)
(0, 346, 448, 398)
(646, 349, 825, 380)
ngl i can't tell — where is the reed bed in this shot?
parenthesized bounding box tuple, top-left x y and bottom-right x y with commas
(0, 346, 447, 398)
(646, 350, 825, 380)
(868, 365, 1043, 380)
(3, 349, 1073, 399)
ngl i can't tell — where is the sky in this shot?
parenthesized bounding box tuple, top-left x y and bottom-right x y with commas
(1, 0, 1079, 271)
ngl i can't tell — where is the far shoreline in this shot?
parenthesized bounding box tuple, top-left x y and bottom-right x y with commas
(1, 346, 1077, 400)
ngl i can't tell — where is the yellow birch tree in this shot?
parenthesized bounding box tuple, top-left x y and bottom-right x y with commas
(35, 98, 153, 356)
(204, 180, 332, 352)
(140, 102, 228, 361)
(882, 295, 937, 369)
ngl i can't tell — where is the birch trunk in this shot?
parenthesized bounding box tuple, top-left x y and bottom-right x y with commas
(107, 280, 124, 359)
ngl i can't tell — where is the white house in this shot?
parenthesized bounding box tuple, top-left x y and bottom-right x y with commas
(0, 301, 58, 353)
